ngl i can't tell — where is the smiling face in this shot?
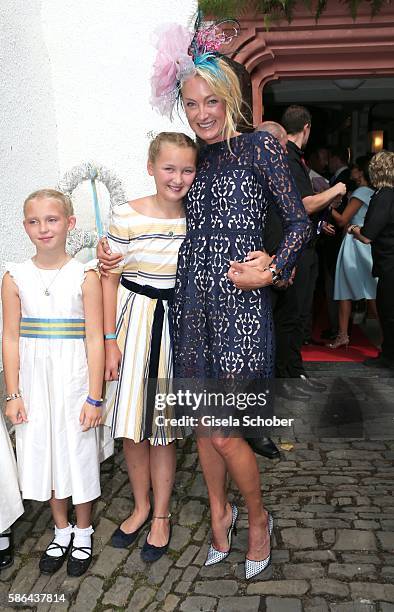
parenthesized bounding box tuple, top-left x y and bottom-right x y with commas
(147, 143, 197, 203)
(23, 197, 76, 253)
(181, 75, 227, 145)
(351, 166, 363, 185)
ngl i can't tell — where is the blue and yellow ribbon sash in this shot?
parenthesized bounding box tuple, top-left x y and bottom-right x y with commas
(20, 318, 85, 339)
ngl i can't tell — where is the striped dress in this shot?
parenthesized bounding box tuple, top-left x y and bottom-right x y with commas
(103, 204, 186, 444)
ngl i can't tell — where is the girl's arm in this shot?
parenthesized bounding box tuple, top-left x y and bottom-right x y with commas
(1, 273, 27, 424)
(331, 197, 363, 229)
(81, 270, 105, 431)
(101, 272, 122, 381)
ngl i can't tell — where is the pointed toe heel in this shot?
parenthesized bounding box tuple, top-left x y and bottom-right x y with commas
(245, 555, 272, 580)
(204, 504, 238, 567)
(245, 511, 273, 580)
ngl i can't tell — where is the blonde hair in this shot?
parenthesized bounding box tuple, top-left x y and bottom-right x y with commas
(184, 58, 249, 150)
(24, 189, 74, 217)
(148, 132, 198, 163)
(369, 151, 394, 189)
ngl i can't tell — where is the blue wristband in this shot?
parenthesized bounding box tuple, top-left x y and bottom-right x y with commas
(104, 333, 117, 340)
(86, 396, 103, 407)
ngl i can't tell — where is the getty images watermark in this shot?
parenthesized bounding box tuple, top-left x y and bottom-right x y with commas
(154, 389, 294, 428)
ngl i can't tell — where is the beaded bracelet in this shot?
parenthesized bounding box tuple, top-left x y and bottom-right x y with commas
(6, 392, 22, 402)
(86, 396, 103, 407)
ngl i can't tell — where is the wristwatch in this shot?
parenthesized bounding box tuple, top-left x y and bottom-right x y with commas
(264, 265, 281, 285)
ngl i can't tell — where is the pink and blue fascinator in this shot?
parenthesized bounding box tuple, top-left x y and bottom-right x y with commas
(150, 13, 239, 119)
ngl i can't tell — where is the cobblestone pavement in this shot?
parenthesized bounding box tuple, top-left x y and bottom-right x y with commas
(1, 363, 394, 612)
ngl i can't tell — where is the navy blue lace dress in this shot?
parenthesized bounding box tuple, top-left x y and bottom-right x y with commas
(172, 131, 310, 379)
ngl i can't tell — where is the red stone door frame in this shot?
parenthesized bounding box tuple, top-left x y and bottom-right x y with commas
(229, 1, 394, 124)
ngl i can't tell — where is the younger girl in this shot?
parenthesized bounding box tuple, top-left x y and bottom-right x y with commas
(2, 189, 112, 577)
(102, 132, 197, 562)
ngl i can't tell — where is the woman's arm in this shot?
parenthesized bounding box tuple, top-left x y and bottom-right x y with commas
(1, 273, 27, 424)
(349, 225, 371, 244)
(97, 237, 123, 274)
(81, 270, 105, 431)
(101, 272, 122, 381)
(97, 205, 131, 273)
(331, 196, 363, 229)
(253, 132, 311, 281)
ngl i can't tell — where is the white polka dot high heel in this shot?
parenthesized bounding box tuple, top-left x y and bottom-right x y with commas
(245, 512, 273, 580)
(204, 504, 238, 567)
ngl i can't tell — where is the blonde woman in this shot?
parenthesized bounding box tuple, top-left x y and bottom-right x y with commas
(99, 18, 310, 579)
(350, 150, 394, 369)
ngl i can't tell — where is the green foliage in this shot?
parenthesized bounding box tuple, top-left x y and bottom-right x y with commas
(198, 0, 390, 22)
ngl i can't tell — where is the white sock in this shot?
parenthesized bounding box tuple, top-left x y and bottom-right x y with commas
(0, 530, 10, 550)
(71, 525, 94, 560)
(46, 524, 73, 558)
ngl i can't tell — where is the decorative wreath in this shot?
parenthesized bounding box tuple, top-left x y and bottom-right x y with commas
(57, 162, 127, 256)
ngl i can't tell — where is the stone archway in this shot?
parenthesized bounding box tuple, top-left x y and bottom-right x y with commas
(229, 0, 394, 124)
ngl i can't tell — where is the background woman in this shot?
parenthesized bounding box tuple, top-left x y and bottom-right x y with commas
(329, 155, 377, 349)
(350, 150, 394, 369)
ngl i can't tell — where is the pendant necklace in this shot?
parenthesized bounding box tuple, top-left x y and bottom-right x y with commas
(35, 257, 69, 296)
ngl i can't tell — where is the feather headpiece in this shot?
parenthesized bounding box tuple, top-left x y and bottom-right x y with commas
(150, 13, 239, 119)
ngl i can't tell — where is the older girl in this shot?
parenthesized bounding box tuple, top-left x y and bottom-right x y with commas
(102, 132, 197, 562)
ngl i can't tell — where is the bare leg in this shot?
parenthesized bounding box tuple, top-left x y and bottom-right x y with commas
(197, 437, 232, 552)
(338, 299, 352, 336)
(49, 496, 68, 528)
(121, 438, 151, 532)
(44, 494, 72, 560)
(210, 436, 270, 561)
(148, 442, 176, 546)
(75, 502, 93, 528)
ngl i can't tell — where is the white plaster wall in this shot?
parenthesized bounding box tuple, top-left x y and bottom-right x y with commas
(0, 0, 60, 265)
(0, 0, 197, 368)
(41, 0, 197, 231)
(1, 0, 197, 266)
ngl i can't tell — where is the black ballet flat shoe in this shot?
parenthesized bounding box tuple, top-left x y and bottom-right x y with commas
(111, 509, 153, 548)
(39, 538, 72, 575)
(141, 514, 172, 563)
(0, 533, 13, 571)
(246, 437, 280, 459)
(67, 537, 93, 577)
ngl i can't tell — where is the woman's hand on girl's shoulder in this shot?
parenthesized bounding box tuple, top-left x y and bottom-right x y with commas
(79, 402, 102, 431)
(104, 341, 122, 381)
(5, 398, 28, 425)
(97, 237, 123, 276)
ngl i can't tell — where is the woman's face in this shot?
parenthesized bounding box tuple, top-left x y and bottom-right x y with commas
(182, 75, 226, 145)
(351, 166, 364, 186)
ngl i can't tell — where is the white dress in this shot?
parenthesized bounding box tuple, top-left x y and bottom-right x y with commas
(5, 258, 113, 505)
(0, 412, 24, 533)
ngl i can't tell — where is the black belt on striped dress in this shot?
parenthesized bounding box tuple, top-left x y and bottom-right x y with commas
(120, 277, 174, 439)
